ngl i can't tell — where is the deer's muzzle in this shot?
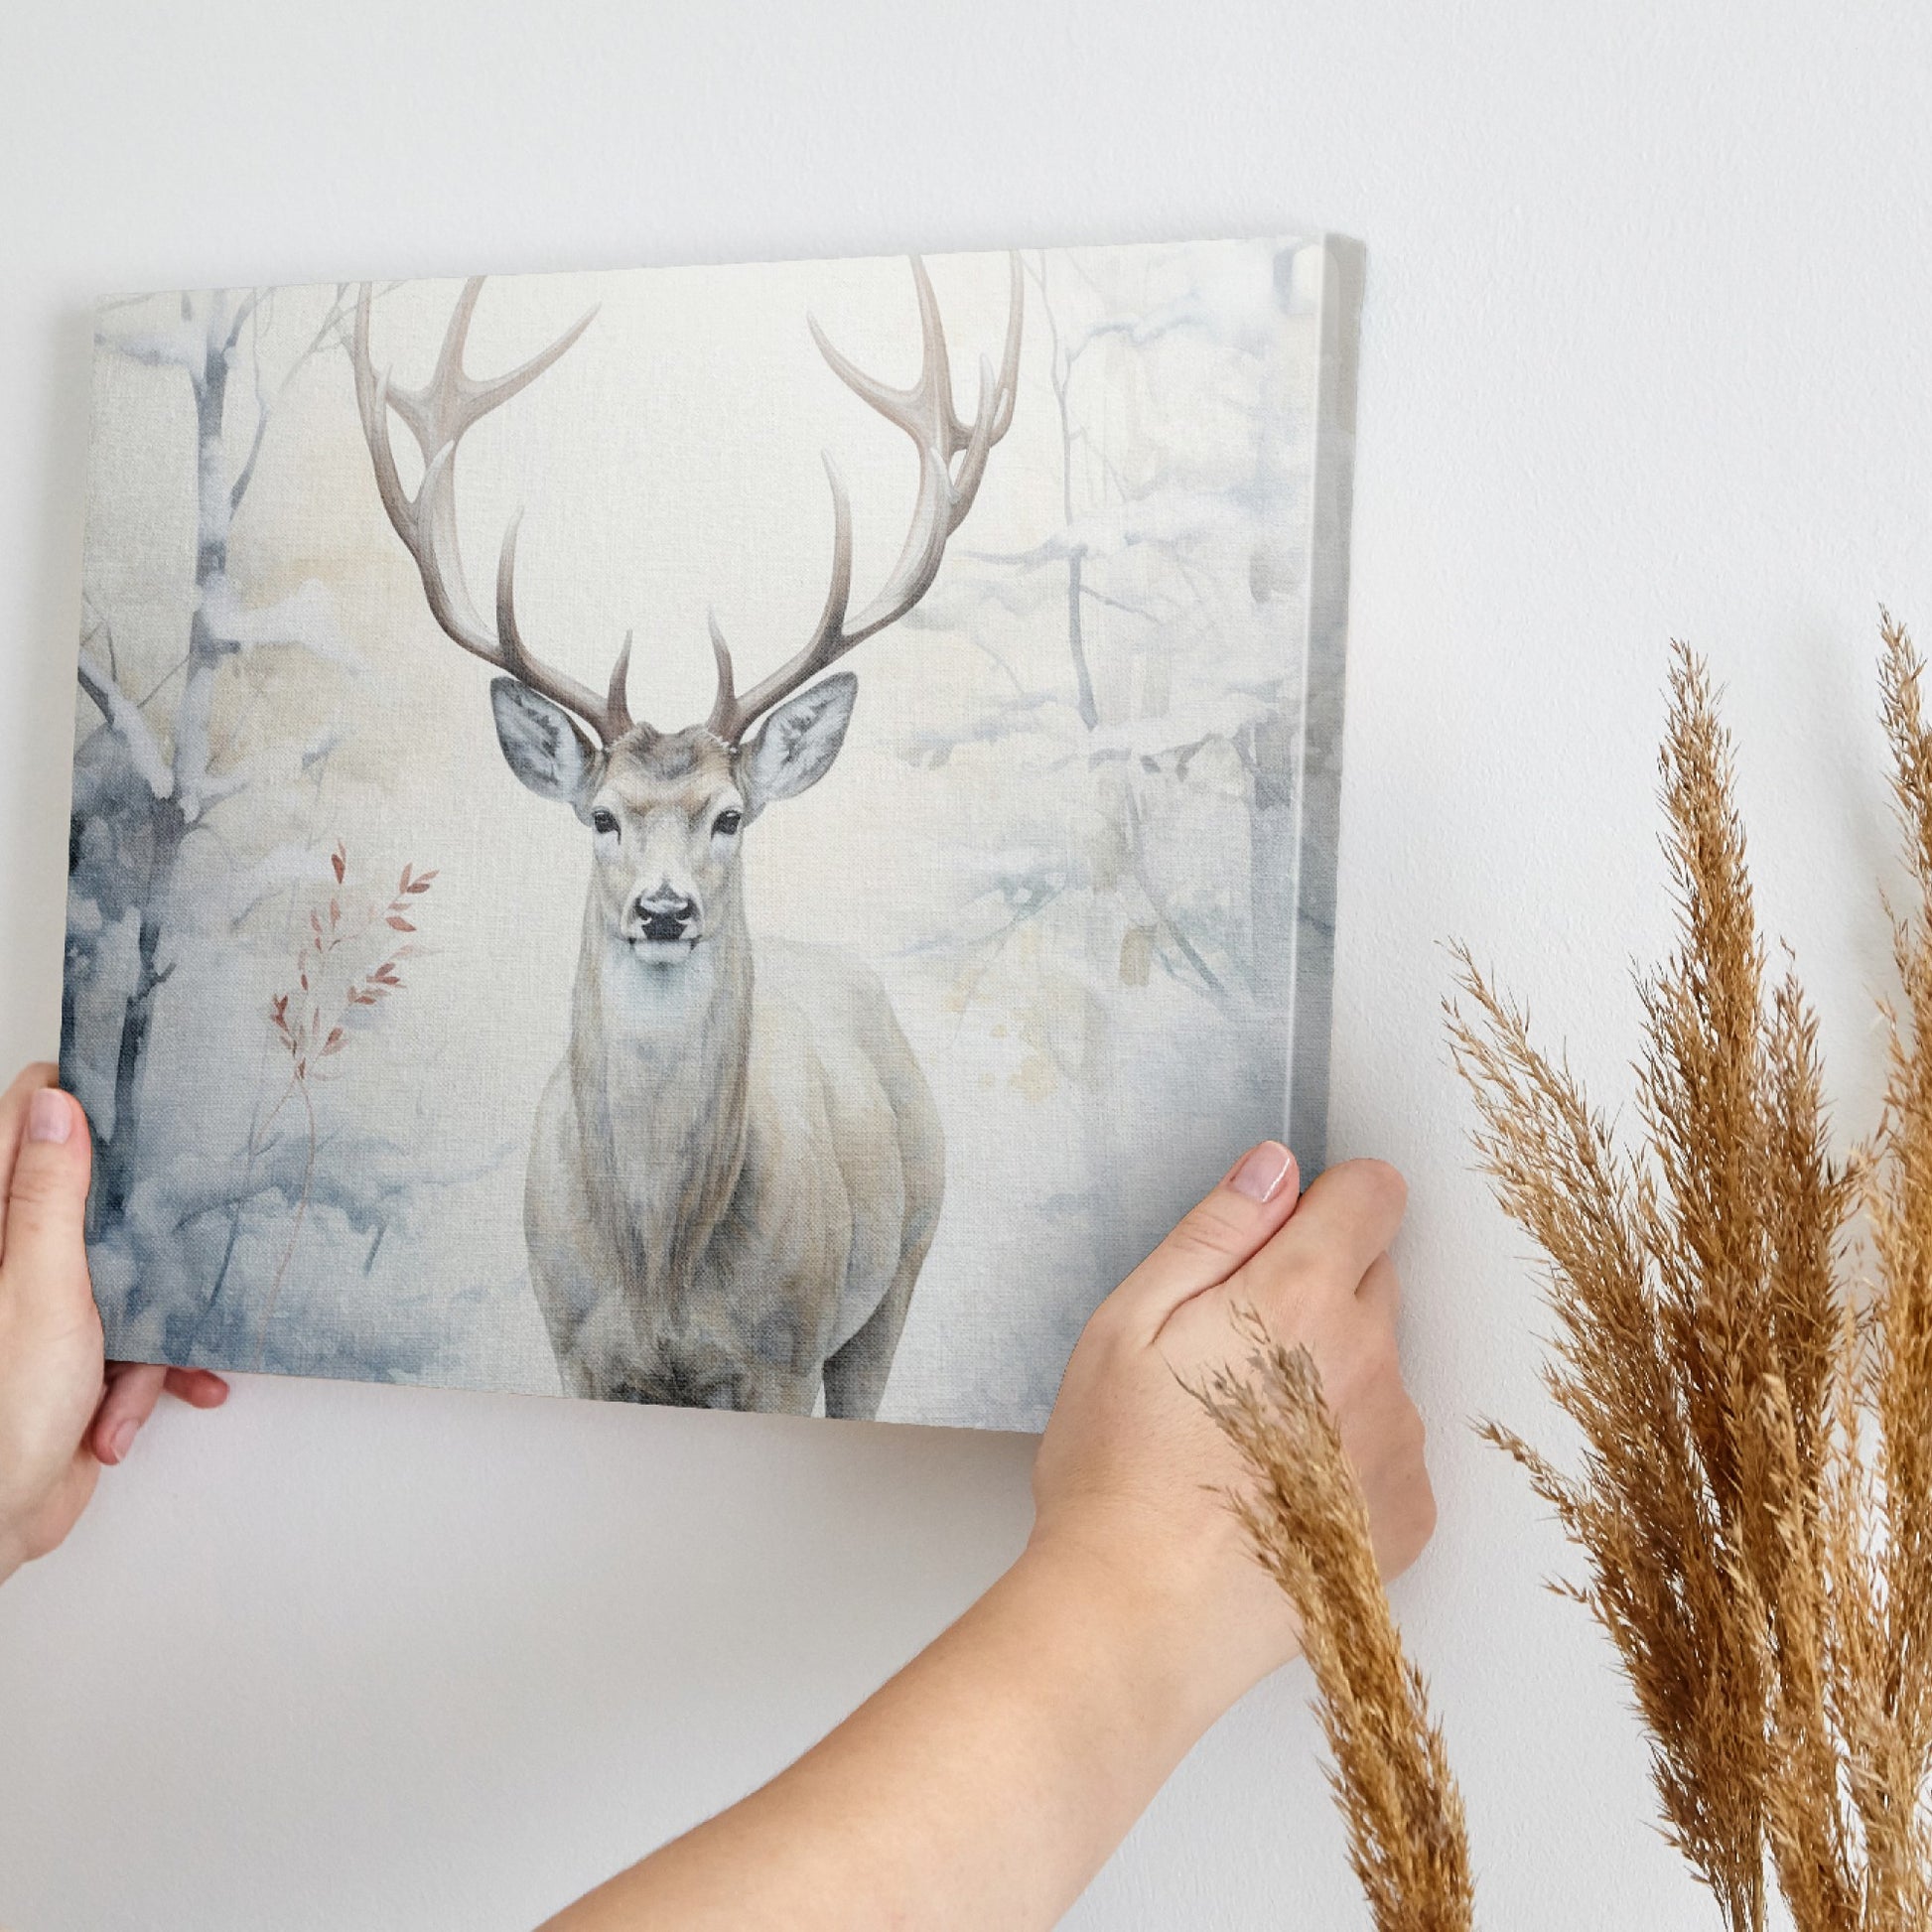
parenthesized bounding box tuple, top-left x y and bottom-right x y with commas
(627, 889, 700, 948)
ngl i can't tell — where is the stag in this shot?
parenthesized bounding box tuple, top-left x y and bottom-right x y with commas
(350, 261, 1021, 1417)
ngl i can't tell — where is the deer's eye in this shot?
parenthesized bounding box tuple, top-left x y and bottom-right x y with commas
(591, 808, 620, 838)
(713, 809, 743, 838)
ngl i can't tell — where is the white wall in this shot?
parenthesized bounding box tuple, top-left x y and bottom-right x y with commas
(1, 2, 1927, 1924)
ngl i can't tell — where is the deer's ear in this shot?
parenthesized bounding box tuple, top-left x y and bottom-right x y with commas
(490, 678, 604, 819)
(740, 674, 858, 817)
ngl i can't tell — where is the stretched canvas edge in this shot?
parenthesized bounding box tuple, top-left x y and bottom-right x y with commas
(59, 321, 113, 1198)
(1283, 233, 1366, 1176)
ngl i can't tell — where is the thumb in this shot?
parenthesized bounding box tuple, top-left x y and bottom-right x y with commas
(1104, 1141, 1301, 1337)
(2, 1086, 96, 1318)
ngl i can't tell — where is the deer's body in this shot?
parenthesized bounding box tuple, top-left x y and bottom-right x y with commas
(352, 259, 1017, 1419)
(529, 912, 943, 1414)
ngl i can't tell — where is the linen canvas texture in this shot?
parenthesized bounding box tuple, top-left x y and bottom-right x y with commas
(61, 235, 1363, 1429)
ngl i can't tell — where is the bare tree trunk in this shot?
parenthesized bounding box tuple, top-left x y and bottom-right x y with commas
(92, 803, 184, 1233)
(1034, 254, 1101, 733)
(90, 304, 234, 1236)
(1064, 550, 1098, 731)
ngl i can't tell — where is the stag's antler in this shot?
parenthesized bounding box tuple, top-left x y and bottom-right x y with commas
(705, 253, 1023, 745)
(351, 279, 637, 745)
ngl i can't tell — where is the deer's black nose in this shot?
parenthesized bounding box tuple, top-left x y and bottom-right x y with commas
(633, 891, 698, 942)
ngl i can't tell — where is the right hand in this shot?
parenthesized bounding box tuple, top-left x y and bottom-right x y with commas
(1028, 1145, 1435, 1721)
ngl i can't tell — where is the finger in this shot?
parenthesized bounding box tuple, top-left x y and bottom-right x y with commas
(92, 1362, 168, 1465)
(1355, 1252, 1401, 1321)
(0, 1062, 61, 1259)
(1107, 1141, 1301, 1337)
(1, 1085, 95, 1323)
(92, 1365, 229, 1464)
(162, 1366, 230, 1409)
(1239, 1159, 1408, 1311)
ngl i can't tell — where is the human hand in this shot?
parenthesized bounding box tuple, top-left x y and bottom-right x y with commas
(1027, 1146, 1434, 1725)
(0, 1063, 227, 1584)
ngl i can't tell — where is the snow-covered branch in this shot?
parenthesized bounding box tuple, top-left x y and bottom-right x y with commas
(99, 315, 212, 380)
(201, 576, 354, 664)
(75, 650, 173, 798)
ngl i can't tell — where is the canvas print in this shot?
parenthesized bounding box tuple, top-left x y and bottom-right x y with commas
(61, 235, 1363, 1430)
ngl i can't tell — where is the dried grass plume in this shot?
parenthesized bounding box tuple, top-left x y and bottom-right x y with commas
(1448, 616, 1932, 1930)
(1200, 1312, 1475, 1932)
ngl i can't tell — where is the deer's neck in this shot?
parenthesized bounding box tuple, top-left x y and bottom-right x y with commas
(570, 892, 753, 1308)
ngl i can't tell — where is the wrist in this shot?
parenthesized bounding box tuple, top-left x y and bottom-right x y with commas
(1006, 1526, 1293, 1747)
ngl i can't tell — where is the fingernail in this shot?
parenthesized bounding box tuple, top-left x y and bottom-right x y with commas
(27, 1090, 72, 1145)
(1229, 1142, 1294, 1203)
(106, 1418, 137, 1463)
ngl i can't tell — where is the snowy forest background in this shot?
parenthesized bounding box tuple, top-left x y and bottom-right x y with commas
(62, 236, 1358, 1431)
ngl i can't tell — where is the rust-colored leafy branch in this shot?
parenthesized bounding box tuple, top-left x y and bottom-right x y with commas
(252, 844, 438, 1366)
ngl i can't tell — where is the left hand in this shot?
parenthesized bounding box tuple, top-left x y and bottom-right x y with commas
(0, 1062, 228, 1584)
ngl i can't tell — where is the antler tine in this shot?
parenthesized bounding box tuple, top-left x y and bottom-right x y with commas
(385, 277, 598, 455)
(948, 253, 1026, 521)
(492, 509, 632, 734)
(707, 454, 855, 740)
(989, 250, 1024, 441)
(709, 252, 1021, 744)
(608, 631, 635, 737)
(352, 289, 426, 577)
(352, 278, 632, 744)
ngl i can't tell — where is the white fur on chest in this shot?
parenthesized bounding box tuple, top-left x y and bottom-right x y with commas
(597, 931, 723, 1038)
(586, 936, 744, 1280)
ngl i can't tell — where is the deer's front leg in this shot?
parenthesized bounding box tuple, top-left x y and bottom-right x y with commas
(663, 1276, 836, 1416)
(523, 1061, 672, 1401)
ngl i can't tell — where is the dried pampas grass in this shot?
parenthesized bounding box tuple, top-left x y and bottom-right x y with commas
(1446, 616, 1932, 1930)
(1200, 1313, 1475, 1932)
(1208, 618, 1932, 1931)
